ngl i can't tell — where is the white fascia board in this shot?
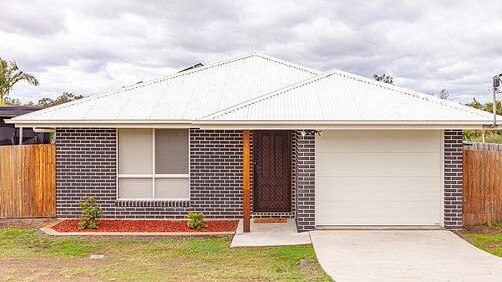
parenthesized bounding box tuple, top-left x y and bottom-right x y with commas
(5, 119, 193, 129)
(33, 128, 56, 133)
(193, 120, 493, 130)
(7, 118, 494, 130)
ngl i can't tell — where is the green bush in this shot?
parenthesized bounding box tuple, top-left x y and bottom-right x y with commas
(464, 131, 502, 144)
(483, 133, 502, 144)
(187, 211, 207, 229)
(79, 197, 102, 230)
(462, 130, 480, 141)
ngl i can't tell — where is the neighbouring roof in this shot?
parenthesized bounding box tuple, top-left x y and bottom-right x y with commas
(10, 53, 318, 125)
(0, 106, 44, 118)
(8, 53, 497, 128)
(201, 69, 495, 125)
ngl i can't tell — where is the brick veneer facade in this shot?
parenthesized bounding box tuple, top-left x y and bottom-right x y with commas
(294, 132, 316, 232)
(443, 130, 463, 229)
(56, 128, 117, 217)
(56, 128, 244, 218)
(55, 128, 460, 231)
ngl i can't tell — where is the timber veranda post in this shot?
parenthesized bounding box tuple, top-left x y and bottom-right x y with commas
(242, 130, 251, 232)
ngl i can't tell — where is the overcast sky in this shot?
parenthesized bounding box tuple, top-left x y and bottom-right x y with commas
(1, 0, 502, 104)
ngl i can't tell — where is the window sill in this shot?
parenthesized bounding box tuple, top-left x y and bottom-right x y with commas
(115, 199, 190, 208)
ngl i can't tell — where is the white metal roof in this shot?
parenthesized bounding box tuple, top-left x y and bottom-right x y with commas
(9, 53, 496, 129)
(11, 53, 319, 125)
(201, 69, 495, 126)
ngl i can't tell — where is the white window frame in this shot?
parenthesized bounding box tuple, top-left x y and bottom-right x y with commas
(116, 128, 190, 201)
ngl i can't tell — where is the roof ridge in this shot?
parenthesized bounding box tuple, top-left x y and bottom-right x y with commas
(329, 69, 493, 119)
(251, 53, 321, 75)
(15, 53, 319, 121)
(204, 68, 493, 120)
(202, 70, 336, 120)
(13, 53, 258, 120)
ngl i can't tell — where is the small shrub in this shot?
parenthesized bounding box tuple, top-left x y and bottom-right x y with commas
(187, 211, 207, 229)
(79, 197, 102, 230)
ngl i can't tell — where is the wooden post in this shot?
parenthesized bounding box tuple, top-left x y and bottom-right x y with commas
(243, 130, 251, 232)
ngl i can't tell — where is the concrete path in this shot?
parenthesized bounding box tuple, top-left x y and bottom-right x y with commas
(310, 230, 502, 282)
(231, 219, 310, 247)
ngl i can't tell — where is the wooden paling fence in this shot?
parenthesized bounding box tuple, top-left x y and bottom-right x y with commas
(0, 144, 56, 218)
(463, 147, 502, 225)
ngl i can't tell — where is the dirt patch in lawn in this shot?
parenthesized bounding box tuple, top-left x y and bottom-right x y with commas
(298, 258, 324, 281)
(52, 219, 239, 233)
(0, 218, 57, 229)
(463, 224, 502, 235)
(0, 258, 107, 282)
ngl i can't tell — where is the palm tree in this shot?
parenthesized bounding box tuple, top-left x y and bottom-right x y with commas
(0, 58, 39, 106)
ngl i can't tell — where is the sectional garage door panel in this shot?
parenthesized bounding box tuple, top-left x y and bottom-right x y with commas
(316, 176, 441, 202)
(316, 152, 441, 174)
(316, 201, 441, 225)
(315, 130, 442, 226)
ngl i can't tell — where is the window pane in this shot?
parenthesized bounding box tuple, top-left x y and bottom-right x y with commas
(155, 129, 188, 174)
(154, 178, 189, 199)
(119, 129, 153, 174)
(119, 178, 153, 198)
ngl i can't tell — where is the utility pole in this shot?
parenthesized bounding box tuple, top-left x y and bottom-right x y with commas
(486, 74, 502, 128)
(493, 75, 500, 127)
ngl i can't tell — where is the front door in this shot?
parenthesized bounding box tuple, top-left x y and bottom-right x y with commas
(253, 131, 291, 212)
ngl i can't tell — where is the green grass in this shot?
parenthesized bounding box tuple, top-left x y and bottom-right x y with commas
(466, 233, 502, 257)
(0, 228, 332, 281)
(0, 228, 92, 257)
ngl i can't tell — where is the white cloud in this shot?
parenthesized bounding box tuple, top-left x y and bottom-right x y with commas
(1, 0, 501, 104)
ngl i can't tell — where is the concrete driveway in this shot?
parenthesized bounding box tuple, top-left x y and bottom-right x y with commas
(310, 230, 502, 282)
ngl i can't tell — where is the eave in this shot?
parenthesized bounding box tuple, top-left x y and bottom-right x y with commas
(193, 120, 496, 130)
(4, 119, 193, 129)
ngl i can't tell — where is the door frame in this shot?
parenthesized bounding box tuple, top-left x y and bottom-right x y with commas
(252, 130, 293, 213)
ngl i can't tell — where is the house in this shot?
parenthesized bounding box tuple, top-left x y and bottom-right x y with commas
(7, 53, 495, 232)
(0, 106, 50, 145)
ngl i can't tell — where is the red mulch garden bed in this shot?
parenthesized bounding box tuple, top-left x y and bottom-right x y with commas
(52, 219, 238, 233)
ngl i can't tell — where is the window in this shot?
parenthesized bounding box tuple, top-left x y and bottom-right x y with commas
(118, 129, 189, 200)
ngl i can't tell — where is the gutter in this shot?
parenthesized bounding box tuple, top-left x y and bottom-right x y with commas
(6, 119, 497, 131)
(4, 119, 193, 129)
(192, 121, 496, 130)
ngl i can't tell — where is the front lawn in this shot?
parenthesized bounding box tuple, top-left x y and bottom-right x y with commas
(463, 224, 502, 257)
(0, 227, 331, 281)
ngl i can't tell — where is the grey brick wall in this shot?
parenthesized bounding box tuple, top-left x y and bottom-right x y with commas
(56, 128, 117, 216)
(443, 130, 463, 229)
(189, 130, 243, 217)
(56, 128, 461, 230)
(294, 131, 316, 232)
(56, 128, 243, 218)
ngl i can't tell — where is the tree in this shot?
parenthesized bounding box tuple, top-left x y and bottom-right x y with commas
(373, 73, 393, 84)
(464, 98, 502, 144)
(5, 92, 84, 108)
(466, 98, 483, 110)
(482, 101, 502, 116)
(0, 58, 39, 106)
(466, 97, 502, 115)
(35, 92, 84, 107)
(437, 88, 449, 99)
(4, 97, 23, 106)
(4, 92, 84, 107)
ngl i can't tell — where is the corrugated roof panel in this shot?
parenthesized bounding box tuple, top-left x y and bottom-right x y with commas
(207, 70, 495, 123)
(11, 53, 493, 126)
(13, 53, 319, 123)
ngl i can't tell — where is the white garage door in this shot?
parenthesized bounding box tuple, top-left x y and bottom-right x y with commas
(315, 130, 443, 226)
